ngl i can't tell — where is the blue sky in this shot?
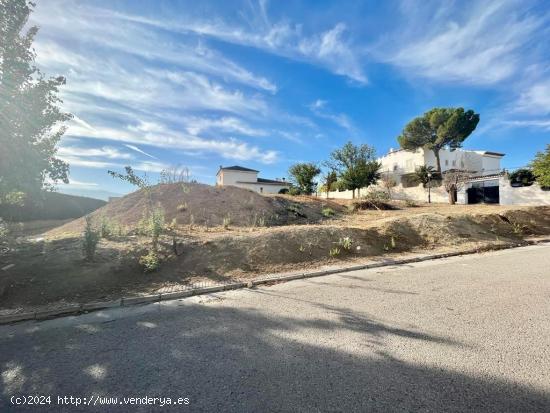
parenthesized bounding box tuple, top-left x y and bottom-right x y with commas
(30, 0, 550, 199)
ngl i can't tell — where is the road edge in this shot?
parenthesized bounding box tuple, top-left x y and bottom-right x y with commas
(2, 238, 549, 325)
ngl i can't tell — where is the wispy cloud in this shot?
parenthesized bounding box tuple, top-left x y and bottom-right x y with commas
(308, 100, 355, 132)
(124, 144, 158, 159)
(107, 5, 367, 84)
(29, 0, 281, 169)
(183, 116, 267, 137)
(515, 80, 550, 115)
(377, 0, 547, 85)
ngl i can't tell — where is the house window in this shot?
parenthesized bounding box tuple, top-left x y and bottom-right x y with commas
(393, 164, 398, 171)
(461, 161, 465, 168)
(445, 160, 449, 166)
(452, 160, 456, 167)
(406, 159, 413, 171)
(260, 187, 263, 193)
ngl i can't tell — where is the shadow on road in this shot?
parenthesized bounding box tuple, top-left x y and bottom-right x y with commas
(1, 301, 548, 412)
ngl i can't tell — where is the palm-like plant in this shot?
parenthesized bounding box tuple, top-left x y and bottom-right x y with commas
(413, 165, 437, 186)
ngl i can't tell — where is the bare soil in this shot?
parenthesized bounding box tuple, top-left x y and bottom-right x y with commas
(1, 184, 550, 314)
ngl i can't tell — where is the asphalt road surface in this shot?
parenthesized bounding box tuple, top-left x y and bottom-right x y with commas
(1, 244, 550, 412)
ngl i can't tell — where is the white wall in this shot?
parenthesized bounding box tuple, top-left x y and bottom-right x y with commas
(233, 182, 289, 194)
(481, 156, 501, 175)
(218, 170, 258, 186)
(379, 148, 501, 180)
(320, 183, 454, 203)
(500, 177, 550, 205)
(378, 149, 424, 183)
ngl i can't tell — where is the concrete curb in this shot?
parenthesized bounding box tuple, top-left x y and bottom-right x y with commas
(1, 238, 549, 325)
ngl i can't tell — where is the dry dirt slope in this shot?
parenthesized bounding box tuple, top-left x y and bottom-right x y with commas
(1, 205, 550, 313)
(48, 183, 344, 236)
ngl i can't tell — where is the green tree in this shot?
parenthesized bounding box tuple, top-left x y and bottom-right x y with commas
(329, 141, 381, 198)
(321, 169, 338, 198)
(288, 162, 321, 195)
(0, 0, 71, 204)
(508, 168, 535, 187)
(397, 107, 479, 172)
(108, 166, 150, 189)
(531, 144, 550, 188)
(413, 165, 440, 187)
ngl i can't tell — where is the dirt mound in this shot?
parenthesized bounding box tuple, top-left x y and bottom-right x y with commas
(169, 207, 550, 277)
(2, 205, 550, 312)
(47, 183, 345, 236)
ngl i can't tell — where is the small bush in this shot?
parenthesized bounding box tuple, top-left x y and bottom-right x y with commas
(278, 188, 289, 194)
(404, 199, 418, 208)
(137, 208, 165, 238)
(288, 186, 301, 196)
(99, 215, 123, 238)
(322, 207, 335, 217)
(339, 236, 353, 251)
(223, 214, 231, 229)
(177, 202, 188, 212)
(139, 250, 160, 272)
(82, 216, 100, 261)
(329, 247, 341, 257)
(363, 190, 390, 202)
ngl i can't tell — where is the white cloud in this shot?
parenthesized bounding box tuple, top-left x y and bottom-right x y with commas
(27, 2, 284, 167)
(57, 145, 133, 160)
(502, 119, 550, 131)
(106, 6, 366, 84)
(183, 116, 267, 136)
(515, 80, 550, 115)
(124, 144, 158, 159)
(309, 100, 355, 132)
(31, 5, 276, 93)
(379, 0, 546, 85)
(65, 119, 279, 164)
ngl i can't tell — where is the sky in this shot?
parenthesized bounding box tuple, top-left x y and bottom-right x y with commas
(28, 0, 550, 199)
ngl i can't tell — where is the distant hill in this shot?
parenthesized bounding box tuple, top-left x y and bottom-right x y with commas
(0, 191, 107, 222)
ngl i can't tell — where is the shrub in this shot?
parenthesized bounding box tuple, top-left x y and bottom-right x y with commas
(322, 207, 335, 217)
(223, 214, 231, 229)
(288, 186, 301, 196)
(404, 199, 418, 208)
(352, 190, 397, 211)
(137, 207, 166, 257)
(339, 236, 353, 251)
(329, 247, 341, 257)
(139, 250, 160, 272)
(82, 216, 100, 261)
(363, 190, 390, 202)
(509, 168, 535, 186)
(278, 188, 289, 194)
(99, 215, 123, 238)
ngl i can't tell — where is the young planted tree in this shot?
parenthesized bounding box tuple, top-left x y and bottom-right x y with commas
(531, 144, 550, 188)
(0, 0, 72, 204)
(443, 171, 471, 205)
(329, 141, 381, 198)
(397, 108, 479, 172)
(321, 169, 338, 198)
(288, 163, 321, 195)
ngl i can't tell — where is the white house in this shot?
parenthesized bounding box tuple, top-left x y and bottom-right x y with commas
(216, 165, 290, 194)
(378, 148, 505, 183)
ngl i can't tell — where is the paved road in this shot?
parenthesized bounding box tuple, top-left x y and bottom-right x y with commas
(1, 244, 550, 412)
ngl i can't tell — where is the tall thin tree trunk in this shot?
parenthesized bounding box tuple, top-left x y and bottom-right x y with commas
(434, 149, 442, 172)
